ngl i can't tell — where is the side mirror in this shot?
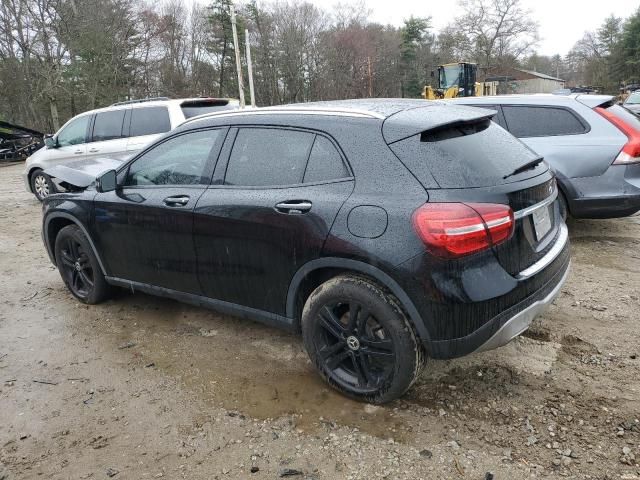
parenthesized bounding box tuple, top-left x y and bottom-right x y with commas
(44, 135, 57, 148)
(96, 169, 117, 193)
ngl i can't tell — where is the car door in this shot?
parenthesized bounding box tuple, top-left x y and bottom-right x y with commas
(194, 127, 354, 315)
(91, 127, 227, 294)
(47, 114, 92, 164)
(126, 105, 172, 155)
(84, 109, 130, 162)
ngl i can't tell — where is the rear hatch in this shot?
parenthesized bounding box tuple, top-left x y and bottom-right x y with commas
(386, 106, 564, 276)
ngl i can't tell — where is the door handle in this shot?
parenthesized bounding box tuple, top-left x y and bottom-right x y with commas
(74, 150, 83, 154)
(88, 148, 99, 153)
(163, 195, 190, 207)
(275, 200, 312, 214)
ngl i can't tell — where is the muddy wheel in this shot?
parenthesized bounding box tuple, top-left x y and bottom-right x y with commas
(301, 275, 425, 404)
(30, 169, 55, 202)
(54, 225, 111, 304)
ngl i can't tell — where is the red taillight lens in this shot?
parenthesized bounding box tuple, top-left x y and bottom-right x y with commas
(412, 203, 514, 258)
(595, 107, 640, 165)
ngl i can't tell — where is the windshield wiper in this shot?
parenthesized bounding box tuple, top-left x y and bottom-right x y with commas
(503, 157, 544, 180)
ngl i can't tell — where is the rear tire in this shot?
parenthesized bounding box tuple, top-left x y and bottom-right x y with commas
(301, 274, 425, 404)
(54, 225, 111, 304)
(30, 169, 55, 202)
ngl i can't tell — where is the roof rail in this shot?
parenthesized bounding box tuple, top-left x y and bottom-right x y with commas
(110, 97, 170, 107)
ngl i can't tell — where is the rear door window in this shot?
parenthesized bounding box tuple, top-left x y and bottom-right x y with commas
(303, 136, 350, 183)
(92, 110, 126, 142)
(224, 128, 315, 186)
(389, 119, 544, 188)
(502, 106, 587, 137)
(130, 106, 171, 137)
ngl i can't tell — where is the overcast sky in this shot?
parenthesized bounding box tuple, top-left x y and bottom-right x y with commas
(233, 0, 636, 56)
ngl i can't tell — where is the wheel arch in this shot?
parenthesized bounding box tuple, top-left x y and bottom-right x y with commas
(286, 258, 431, 344)
(44, 212, 107, 275)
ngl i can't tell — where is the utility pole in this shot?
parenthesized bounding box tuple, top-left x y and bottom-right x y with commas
(230, 4, 245, 108)
(245, 28, 256, 107)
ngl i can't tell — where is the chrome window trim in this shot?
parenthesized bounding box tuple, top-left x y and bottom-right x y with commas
(182, 107, 385, 126)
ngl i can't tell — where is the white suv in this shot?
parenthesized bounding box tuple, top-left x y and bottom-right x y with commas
(24, 97, 239, 200)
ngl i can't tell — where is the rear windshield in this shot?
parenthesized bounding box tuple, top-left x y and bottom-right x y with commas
(389, 120, 544, 188)
(181, 101, 236, 119)
(609, 104, 640, 129)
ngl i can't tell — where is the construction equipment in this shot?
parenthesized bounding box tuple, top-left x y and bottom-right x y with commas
(422, 62, 485, 100)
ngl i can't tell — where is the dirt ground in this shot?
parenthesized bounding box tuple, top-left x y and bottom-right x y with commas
(1, 162, 639, 480)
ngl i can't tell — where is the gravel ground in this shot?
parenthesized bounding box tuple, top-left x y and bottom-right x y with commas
(0, 162, 639, 479)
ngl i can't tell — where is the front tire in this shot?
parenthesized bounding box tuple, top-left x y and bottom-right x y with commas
(54, 225, 111, 304)
(30, 169, 55, 202)
(301, 275, 425, 404)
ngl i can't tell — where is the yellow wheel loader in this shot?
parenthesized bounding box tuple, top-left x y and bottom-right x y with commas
(422, 62, 485, 99)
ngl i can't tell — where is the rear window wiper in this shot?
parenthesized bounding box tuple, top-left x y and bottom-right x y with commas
(503, 157, 544, 180)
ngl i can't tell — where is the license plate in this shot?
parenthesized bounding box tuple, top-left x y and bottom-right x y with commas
(532, 206, 552, 240)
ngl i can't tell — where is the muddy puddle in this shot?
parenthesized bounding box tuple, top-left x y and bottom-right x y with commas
(73, 292, 413, 441)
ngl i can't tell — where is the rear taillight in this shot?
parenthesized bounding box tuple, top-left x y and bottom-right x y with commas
(412, 203, 514, 258)
(595, 107, 640, 165)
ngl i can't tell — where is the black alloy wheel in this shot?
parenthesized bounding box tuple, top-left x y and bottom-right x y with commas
(315, 301, 395, 395)
(58, 235, 94, 299)
(54, 225, 111, 304)
(302, 275, 425, 403)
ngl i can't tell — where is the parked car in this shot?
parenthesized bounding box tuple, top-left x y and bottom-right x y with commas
(23, 97, 239, 201)
(450, 94, 640, 218)
(41, 99, 570, 403)
(622, 91, 640, 115)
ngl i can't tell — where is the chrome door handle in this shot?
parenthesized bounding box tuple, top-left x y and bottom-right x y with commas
(275, 200, 312, 214)
(163, 195, 190, 207)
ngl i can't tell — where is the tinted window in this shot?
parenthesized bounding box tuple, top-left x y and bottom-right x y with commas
(130, 106, 171, 137)
(125, 129, 221, 186)
(92, 110, 125, 142)
(502, 106, 587, 137)
(303, 136, 349, 182)
(389, 120, 543, 188)
(225, 128, 314, 186)
(57, 115, 90, 146)
(181, 101, 236, 119)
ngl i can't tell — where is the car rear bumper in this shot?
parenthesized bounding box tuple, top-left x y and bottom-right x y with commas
(567, 164, 640, 218)
(474, 260, 569, 353)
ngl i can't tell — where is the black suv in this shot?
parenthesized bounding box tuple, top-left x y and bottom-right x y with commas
(42, 99, 570, 403)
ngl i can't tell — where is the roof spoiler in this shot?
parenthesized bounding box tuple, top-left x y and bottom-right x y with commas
(382, 104, 496, 144)
(574, 94, 614, 109)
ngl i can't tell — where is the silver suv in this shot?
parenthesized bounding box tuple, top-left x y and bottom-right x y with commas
(451, 94, 640, 218)
(24, 97, 239, 201)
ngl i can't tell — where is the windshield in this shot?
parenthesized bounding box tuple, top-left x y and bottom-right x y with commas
(625, 92, 640, 105)
(439, 65, 461, 89)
